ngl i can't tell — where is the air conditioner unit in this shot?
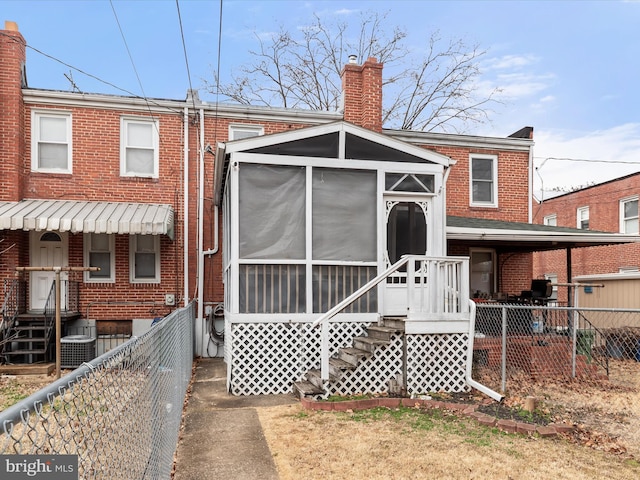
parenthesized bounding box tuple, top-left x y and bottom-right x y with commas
(61, 335, 96, 368)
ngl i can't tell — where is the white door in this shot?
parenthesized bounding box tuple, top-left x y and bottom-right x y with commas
(30, 231, 69, 311)
(383, 198, 430, 316)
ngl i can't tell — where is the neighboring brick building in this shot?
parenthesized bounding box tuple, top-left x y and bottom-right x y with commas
(1, 20, 540, 363)
(533, 172, 640, 303)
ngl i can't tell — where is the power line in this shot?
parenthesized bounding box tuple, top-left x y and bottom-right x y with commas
(535, 156, 640, 166)
(110, 0, 151, 104)
(0, 30, 185, 116)
(176, 0, 198, 113)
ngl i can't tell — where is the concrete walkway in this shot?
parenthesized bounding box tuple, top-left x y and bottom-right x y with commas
(173, 358, 296, 480)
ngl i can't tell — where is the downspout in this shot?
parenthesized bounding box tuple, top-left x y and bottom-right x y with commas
(442, 165, 451, 254)
(528, 142, 534, 223)
(197, 108, 206, 331)
(203, 207, 218, 255)
(183, 106, 189, 307)
(466, 300, 504, 402)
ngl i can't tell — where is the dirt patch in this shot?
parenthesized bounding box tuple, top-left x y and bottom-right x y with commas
(0, 374, 55, 411)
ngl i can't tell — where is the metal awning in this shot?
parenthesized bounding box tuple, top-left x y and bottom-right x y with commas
(447, 215, 640, 252)
(0, 200, 174, 240)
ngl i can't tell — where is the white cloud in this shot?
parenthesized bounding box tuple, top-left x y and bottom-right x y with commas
(534, 123, 640, 198)
(484, 54, 539, 70)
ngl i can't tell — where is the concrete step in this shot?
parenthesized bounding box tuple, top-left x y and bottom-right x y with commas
(329, 357, 355, 377)
(292, 380, 323, 399)
(381, 317, 406, 331)
(353, 336, 388, 353)
(338, 347, 368, 366)
(366, 325, 399, 342)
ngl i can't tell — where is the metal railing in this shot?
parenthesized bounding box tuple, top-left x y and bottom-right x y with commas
(313, 255, 469, 382)
(0, 302, 195, 479)
(473, 303, 640, 393)
(1, 279, 25, 356)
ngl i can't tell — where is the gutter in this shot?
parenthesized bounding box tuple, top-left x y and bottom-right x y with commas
(466, 300, 504, 402)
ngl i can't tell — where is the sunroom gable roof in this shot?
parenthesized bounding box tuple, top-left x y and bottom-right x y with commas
(214, 121, 452, 205)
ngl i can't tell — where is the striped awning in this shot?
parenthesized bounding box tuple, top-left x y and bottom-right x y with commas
(0, 200, 174, 240)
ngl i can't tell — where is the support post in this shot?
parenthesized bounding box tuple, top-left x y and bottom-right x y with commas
(55, 268, 61, 379)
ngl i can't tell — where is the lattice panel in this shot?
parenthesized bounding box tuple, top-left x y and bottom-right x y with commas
(406, 333, 469, 394)
(229, 321, 372, 395)
(324, 334, 404, 398)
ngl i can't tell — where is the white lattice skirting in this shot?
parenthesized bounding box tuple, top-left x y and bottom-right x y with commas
(227, 322, 470, 396)
(406, 333, 469, 395)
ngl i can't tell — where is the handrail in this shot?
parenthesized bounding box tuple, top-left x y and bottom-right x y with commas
(1, 280, 24, 359)
(314, 255, 469, 383)
(312, 256, 410, 329)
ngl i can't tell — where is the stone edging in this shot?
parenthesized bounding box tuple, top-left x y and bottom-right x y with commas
(299, 396, 574, 438)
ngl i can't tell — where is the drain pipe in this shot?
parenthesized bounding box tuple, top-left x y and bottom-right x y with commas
(466, 300, 504, 402)
(197, 107, 206, 352)
(183, 106, 189, 307)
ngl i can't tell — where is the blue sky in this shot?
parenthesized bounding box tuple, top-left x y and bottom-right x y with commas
(3, 0, 640, 198)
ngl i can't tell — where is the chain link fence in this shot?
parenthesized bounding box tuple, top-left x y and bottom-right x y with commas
(473, 303, 640, 393)
(0, 302, 194, 479)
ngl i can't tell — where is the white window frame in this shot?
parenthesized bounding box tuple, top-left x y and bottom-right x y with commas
(577, 206, 589, 229)
(620, 196, 639, 234)
(469, 248, 497, 298)
(31, 110, 72, 174)
(229, 124, 264, 141)
(83, 233, 115, 283)
(469, 154, 498, 207)
(543, 214, 557, 226)
(129, 235, 161, 284)
(120, 117, 159, 178)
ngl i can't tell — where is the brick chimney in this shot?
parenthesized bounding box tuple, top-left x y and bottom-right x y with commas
(0, 20, 26, 201)
(341, 56, 383, 132)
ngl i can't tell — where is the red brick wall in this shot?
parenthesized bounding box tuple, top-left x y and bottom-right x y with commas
(533, 174, 640, 303)
(341, 57, 383, 132)
(0, 24, 25, 202)
(428, 145, 530, 222)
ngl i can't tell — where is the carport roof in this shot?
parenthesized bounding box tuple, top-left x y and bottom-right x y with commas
(446, 216, 640, 252)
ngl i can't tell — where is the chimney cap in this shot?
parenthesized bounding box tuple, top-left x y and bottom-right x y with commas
(348, 54, 358, 65)
(4, 21, 19, 32)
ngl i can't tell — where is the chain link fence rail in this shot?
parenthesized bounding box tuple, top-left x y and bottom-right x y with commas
(473, 303, 640, 393)
(0, 302, 195, 479)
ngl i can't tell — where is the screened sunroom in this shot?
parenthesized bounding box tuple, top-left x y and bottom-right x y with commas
(213, 121, 469, 395)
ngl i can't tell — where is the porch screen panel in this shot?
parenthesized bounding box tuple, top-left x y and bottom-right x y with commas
(239, 164, 305, 259)
(239, 264, 306, 313)
(312, 168, 376, 261)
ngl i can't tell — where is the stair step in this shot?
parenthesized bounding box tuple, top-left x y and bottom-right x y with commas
(292, 380, 324, 398)
(3, 349, 47, 356)
(381, 317, 406, 331)
(338, 347, 369, 366)
(306, 369, 333, 389)
(13, 326, 49, 331)
(353, 336, 388, 353)
(366, 325, 399, 341)
(9, 337, 47, 344)
(328, 357, 355, 378)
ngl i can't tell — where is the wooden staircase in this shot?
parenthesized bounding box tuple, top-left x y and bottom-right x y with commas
(293, 317, 405, 398)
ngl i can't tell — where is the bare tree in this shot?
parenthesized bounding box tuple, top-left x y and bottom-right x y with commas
(207, 11, 501, 133)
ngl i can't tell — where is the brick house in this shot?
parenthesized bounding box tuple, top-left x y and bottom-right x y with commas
(7, 20, 628, 396)
(533, 172, 640, 304)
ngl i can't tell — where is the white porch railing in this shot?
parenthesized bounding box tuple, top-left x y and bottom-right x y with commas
(312, 255, 470, 382)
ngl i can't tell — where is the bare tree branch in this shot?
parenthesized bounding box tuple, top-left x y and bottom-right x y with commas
(205, 11, 501, 132)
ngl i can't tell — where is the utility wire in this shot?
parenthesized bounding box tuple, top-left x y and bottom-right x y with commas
(110, 0, 153, 114)
(0, 30, 185, 116)
(176, 0, 198, 113)
(534, 156, 640, 166)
